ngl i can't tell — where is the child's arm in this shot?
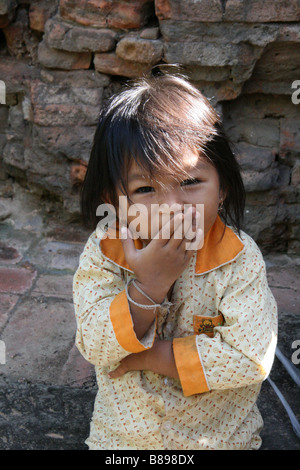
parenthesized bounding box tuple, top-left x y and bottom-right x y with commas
(172, 238, 278, 397)
(121, 209, 199, 339)
(107, 210, 199, 379)
(73, 233, 158, 368)
(109, 340, 179, 380)
(73, 211, 197, 370)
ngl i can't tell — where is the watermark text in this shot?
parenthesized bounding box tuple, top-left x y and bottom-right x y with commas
(96, 198, 204, 250)
(0, 340, 5, 365)
(291, 80, 300, 105)
(291, 340, 300, 365)
(0, 80, 6, 105)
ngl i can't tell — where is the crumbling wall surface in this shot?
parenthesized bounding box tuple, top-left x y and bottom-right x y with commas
(0, 0, 300, 254)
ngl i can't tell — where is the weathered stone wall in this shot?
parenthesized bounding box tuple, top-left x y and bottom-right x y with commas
(0, 0, 299, 254)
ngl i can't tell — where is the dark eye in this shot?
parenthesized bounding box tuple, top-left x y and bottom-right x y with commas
(135, 186, 154, 194)
(181, 178, 201, 187)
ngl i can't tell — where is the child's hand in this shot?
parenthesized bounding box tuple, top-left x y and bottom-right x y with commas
(121, 208, 201, 303)
(108, 340, 179, 380)
(108, 349, 149, 379)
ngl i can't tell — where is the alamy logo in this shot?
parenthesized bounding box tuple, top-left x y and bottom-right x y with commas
(291, 340, 300, 365)
(96, 198, 204, 251)
(291, 80, 300, 105)
(0, 340, 5, 365)
(0, 80, 6, 105)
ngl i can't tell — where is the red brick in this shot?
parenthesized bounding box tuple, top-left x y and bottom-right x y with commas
(94, 52, 151, 78)
(0, 57, 40, 94)
(155, 0, 222, 21)
(0, 293, 19, 328)
(38, 41, 92, 70)
(30, 79, 101, 126)
(224, 0, 300, 22)
(44, 17, 116, 53)
(0, 242, 22, 264)
(280, 120, 300, 154)
(116, 36, 163, 64)
(107, 1, 154, 30)
(155, 0, 171, 20)
(0, 266, 36, 294)
(3, 14, 28, 58)
(29, 0, 57, 32)
(70, 162, 87, 186)
(59, 0, 107, 27)
(60, 0, 154, 30)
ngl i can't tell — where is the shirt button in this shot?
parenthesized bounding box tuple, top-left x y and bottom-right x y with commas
(164, 377, 173, 386)
(163, 421, 172, 431)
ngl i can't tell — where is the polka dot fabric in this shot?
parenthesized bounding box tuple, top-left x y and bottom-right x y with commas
(73, 225, 277, 450)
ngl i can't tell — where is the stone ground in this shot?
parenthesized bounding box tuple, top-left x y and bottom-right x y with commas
(0, 180, 299, 450)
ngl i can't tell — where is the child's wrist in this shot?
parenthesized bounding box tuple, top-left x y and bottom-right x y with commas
(134, 279, 171, 305)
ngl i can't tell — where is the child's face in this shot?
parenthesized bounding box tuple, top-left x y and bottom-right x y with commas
(117, 148, 225, 244)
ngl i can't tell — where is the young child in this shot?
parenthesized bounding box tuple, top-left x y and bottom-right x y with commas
(73, 73, 277, 450)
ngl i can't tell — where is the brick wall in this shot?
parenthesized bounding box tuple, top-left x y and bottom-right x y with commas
(0, 0, 299, 254)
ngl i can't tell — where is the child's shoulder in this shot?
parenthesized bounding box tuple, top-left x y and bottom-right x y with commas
(78, 230, 122, 274)
(232, 228, 266, 274)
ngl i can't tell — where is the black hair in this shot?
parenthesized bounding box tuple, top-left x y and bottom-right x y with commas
(81, 73, 245, 234)
(203, 123, 245, 234)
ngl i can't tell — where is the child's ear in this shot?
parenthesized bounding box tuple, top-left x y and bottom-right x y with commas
(219, 188, 227, 203)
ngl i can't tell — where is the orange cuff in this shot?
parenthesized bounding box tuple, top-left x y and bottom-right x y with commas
(109, 290, 154, 353)
(173, 335, 210, 397)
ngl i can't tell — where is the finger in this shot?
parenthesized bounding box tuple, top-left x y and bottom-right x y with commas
(180, 210, 201, 246)
(182, 230, 201, 264)
(184, 228, 204, 252)
(108, 364, 126, 379)
(169, 207, 196, 248)
(157, 212, 184, 245)
(120, 226, 138, 264)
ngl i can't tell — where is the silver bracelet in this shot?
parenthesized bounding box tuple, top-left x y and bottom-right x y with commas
(132, 280, 173, 309)
(131, 279, 157, 304)
(125, 279, 173, 311)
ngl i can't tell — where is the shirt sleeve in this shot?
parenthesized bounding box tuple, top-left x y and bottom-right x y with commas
(73, 232, 156, 367)
(173, 236, 278, 397)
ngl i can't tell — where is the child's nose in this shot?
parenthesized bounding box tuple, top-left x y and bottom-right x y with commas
(159, 188, 185, 209)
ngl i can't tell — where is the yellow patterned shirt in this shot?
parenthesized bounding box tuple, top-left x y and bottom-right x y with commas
(73, 216, 277, 450)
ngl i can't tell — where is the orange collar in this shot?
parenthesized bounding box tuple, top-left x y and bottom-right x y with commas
(99, 216, 244, 275)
